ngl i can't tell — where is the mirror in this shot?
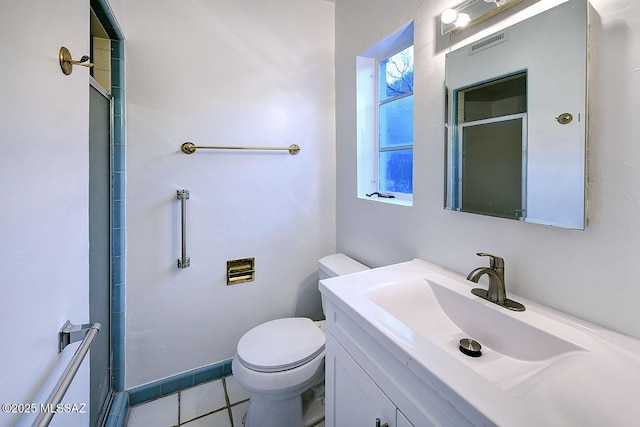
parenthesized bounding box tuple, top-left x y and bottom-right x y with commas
(444, 0, 588, 229)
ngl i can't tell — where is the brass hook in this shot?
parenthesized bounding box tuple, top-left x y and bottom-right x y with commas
(59, 46, 94, 75)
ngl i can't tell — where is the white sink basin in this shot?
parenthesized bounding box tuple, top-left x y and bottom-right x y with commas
(365, 275, 585, 389)
(320, 258, 640, 425)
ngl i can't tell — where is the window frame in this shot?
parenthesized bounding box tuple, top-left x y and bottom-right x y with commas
(374, 42, 414, 202)
(356, 21, 414, 206)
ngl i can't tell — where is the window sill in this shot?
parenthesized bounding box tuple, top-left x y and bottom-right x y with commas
(358, 194, 413, 207)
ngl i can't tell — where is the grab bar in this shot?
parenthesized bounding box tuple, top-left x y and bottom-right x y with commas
(180, 142, 301, 155)
(177, 189, 190, 268)
(17, 321, 100, 427)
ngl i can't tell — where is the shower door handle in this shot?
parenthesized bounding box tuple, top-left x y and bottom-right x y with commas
(177, 189, 190, 268)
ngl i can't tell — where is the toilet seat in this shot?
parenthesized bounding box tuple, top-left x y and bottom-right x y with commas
(237, 318, 325, 373)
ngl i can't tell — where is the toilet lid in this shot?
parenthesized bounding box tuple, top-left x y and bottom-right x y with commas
(237, 318, 325, 372)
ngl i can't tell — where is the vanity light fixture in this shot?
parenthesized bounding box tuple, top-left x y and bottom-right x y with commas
(441, 0, 522, 35)
(441, 9, 459, 25)
(440, 9, 471, 28)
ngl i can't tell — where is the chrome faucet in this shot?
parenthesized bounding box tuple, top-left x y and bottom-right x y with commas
(467, 253, 525, 311)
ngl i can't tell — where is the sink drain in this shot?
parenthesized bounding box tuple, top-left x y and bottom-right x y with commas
(459, 338, 482, 357)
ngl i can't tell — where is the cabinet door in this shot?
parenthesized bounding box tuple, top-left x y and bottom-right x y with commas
(325, 332, 397, 427)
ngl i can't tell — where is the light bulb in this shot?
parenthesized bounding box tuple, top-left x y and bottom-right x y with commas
(441, 9, 458, 25)
(455, 12, 471, 27)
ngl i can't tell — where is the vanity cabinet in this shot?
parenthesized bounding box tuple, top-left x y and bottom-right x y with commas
(325, 332, 414, 427)
(323, 298, 479, 427)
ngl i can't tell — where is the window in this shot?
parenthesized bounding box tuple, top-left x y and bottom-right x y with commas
(378, 46, 414, 195)
(357, 22, 414, 204)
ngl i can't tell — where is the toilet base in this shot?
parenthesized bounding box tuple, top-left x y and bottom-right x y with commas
(233, 348, 326, 427)
(302, 393, 325, 427)
(244, 392, 303, 427)
(242, 393, 325, 427)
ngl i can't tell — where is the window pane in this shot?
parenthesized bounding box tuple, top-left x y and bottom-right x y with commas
(379, 46, 414, 102)
(380, 149, 413, 194)
(379, 95, 413, 148)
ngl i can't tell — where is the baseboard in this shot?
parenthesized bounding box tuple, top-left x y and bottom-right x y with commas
(127, 359, 233, 406)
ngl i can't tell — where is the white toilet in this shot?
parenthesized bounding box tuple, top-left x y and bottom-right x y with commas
(232, 254, 369, 427)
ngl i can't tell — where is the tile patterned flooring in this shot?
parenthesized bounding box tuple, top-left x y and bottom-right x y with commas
(126, 375, 248, 427)
(126, 374, 325, 427)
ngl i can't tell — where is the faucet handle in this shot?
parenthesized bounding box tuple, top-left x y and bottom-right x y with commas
(476, 253, 504, 268)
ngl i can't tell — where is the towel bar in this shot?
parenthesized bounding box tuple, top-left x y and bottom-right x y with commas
(17, 321, 100, 427)
(180, 142, 301, 155)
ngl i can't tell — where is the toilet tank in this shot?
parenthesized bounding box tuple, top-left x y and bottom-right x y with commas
(318, 253, 369, 280)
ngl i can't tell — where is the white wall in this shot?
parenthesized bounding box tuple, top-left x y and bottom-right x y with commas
(0, 1, 91, 426)
(124, 0, 336, 388)
(336, 0, 640, 340)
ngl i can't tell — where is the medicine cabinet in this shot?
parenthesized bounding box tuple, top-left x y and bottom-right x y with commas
(444, 0, 588, 229)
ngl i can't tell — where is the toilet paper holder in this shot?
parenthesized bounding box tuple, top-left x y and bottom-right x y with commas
(227, 258, 255, 285)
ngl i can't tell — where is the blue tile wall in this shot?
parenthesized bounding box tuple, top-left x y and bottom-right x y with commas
(104, 392, 129, 427)
(112, 200, 125, 228)
(112, 255, 125, 284)
(90, 3, 127, 426)
(110, 35, 126, 393)
(113, 143, 125, 172)
(112, 172, 125, 200)
(110, 36, 127, 391)
(128, 359, 234, 406)
(91, 0, 127, 396)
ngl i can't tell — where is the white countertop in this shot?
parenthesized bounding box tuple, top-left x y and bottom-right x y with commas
(319, 259, 640, 426)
